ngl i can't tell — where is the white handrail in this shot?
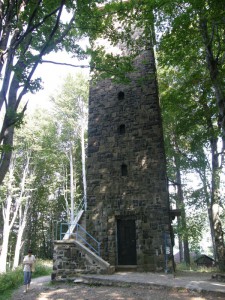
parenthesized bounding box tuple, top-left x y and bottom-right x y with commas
(62, 209, 84, 240)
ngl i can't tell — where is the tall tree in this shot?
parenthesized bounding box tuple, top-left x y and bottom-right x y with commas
(159, 62, 224, 267)
(51, 72, 89, 221)
(0, 148, 34, 273)
(0, 106, 70, 271)
(153, 0, 225, 133)
(18, 108, 67, 259)
(0, 0, 96, 185)
(155, 0, 225, 270)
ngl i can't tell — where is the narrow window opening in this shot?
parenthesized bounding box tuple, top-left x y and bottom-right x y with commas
(121, 164, 128, 176)
(118, 91, 125, 100)
(118, 124, 125, 135)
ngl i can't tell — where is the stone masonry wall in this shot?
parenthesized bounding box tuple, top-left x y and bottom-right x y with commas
(52, 240, 112, 279)
(86, 48, 173, 272)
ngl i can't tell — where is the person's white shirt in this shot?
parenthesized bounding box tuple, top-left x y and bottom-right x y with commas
(23, 254, 36, 272)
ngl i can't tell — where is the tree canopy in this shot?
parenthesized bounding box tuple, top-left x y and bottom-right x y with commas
(0, 0, 93, 185)
(0, 0, 225, 272)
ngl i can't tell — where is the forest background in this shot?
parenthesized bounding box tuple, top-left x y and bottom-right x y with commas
(0, 0, 225, 274)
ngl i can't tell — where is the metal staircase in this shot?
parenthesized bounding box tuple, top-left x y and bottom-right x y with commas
(58, 197, 101, 256)
(62, 209, 84, 240)
(60, 222, 101, 256)
(61, 198, 85, 240)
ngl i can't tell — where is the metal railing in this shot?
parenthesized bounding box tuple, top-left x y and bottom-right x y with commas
(62, 210, 84, 240)
(74, 198, 85, 217)
(60, 222, 101, 256)
(61, 198, 85, 240)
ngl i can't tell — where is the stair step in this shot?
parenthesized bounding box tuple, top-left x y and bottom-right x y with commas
(116, 265, 137, 272)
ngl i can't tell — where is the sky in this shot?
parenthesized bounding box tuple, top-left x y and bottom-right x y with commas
(25, 48, 90, 113)
(24, 8, 90, 114)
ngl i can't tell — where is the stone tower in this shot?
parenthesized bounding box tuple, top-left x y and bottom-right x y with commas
(86, 17, 173, 272)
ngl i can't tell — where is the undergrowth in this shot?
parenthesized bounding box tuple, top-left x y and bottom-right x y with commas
(0, 259, 52, 300)
(176, 262, 219, 273)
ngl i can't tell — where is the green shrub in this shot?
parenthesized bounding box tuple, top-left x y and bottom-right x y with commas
(32, 259, 52, 278)
(176, 262, 219, 273)
(0, 260, 52, 300)
(0, 267, 23, 293)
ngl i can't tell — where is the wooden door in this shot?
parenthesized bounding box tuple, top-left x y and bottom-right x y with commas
(117, 219, 137, 265)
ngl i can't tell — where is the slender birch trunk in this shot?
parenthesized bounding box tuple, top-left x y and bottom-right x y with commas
(80, 121, 87, 210)
(0, 157, 20, 273)
(12, 152, 31, 268)
(62, 166, 70, 218)
(69, 143, 74, 223)
(13, 200, 29, 269)
(0, 194, 13, 273)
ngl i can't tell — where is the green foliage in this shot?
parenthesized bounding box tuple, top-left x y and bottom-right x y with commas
(0, 267, 23, 294)
(32, 259, 53, 278)
(88, 48, 135, 83)
(1, 0, 224, 272)
(0, 144, 14, 154)
(0, 0, 100, 184)
(84, 0, 155, 82)
(176, 263, 218, 273)
(0, 260, 52, 300)
(186, 212, 206, 252)
(157, 0, 225, 264)
(5, 108, 26, 129)
(7, 72, 89, 258)
(156, 0, 225, 127)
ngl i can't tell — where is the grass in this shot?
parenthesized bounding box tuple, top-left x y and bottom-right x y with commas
(175, 262, 220, 274)
(32, 259, 53, 278)
(0, 259, 52, 300)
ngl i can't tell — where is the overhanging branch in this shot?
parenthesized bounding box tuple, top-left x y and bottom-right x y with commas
(41, 60, 90, 68)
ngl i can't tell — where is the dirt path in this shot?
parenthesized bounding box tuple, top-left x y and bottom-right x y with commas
(10, 276, 225, 300)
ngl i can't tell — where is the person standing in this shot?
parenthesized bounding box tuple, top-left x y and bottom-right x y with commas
(23, 249, 36, 293)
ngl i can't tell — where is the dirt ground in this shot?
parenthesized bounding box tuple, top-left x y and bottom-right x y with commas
(10, 276, 225, 300)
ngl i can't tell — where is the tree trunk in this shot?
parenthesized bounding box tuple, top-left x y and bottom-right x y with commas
(69, 144, 74, 223)
(208, 204, 217, 260)
(62, 166, 70, 219)
(178, 232, 184, 263)
(212, 203, 225, 270)
(197, 95, 224, 265)
(13, 201, 29, 269)
(175, 155, 190, 266)
(0, 158, 20, 272)
(12, 152, 31, 268)
(0, 195, 12, 273)
(199, 169, 217, 259)
(199, 16, 225, 139)
(210, 137, 225, 270)
(80, 122, 87, 210)
(0, 126, 14, 184)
